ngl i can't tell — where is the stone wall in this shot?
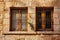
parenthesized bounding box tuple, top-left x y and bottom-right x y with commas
(0, 0, 60, 40)
(0, 35, 60, 40)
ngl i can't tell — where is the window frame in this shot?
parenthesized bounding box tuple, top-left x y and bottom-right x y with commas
(10, 7, 28, 31)
(36, 7, 54, 31)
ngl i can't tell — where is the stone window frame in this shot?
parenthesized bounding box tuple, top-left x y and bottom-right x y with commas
(10, 7, 28, 31)
(35, 7, 54, 31)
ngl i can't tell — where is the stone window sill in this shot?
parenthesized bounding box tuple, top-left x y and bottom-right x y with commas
(3, 31, 60, 35)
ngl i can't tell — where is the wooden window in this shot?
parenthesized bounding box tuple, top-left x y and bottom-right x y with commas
(36, 7, 54, 31)
(10, 7, 28, 31)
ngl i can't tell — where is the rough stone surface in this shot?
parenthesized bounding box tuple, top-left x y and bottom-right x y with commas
(2, 35, 60, 40)
(3, 24, 10, 33)
(4, 0, 12, 2)
(0, 0, 60, 40)
(3, 19, 10, 25)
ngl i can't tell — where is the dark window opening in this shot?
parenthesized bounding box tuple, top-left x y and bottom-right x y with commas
(10, 7, 28, 31)
(36, 7, 54, 31)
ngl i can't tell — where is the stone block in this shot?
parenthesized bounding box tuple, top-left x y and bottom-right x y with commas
(53, 13, 59, 18)
(13, 2, 26, 7)
(13, 0, 28, 2)
(0, 2, 4, 11)
(34, 0, 54, 7)
(28, 14, 35, 24)
(53, 18, 59, 25)
(53, 9, 59, 18)
(52, 35, 60, 40)
(21, 35, 35, 40)
(28, 7, 35, 13)
(0, 13, 3, 19)
(0, 0, 3, 2)
(13, 0, 21, 2)
(4, 0, 12, 2)
(14, 35, 20, 40)
(5, 35, 16, 40)
(3, 19, 10, 25)
(0, 26, 2, 30)
(4, 12, 10, 18)
(54, 25, 60, 32)
(0, 19, 3, 25)
(55, 36, 60, 40)
(0, 37, 3, 40)
(58, 9, 60, 19)
(54, 0, 60, 8)
(0, 31, 3, 36)
(44, 35, 52, 40)
(3, 24, 9, 33)
(5, 2, 13, 9)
